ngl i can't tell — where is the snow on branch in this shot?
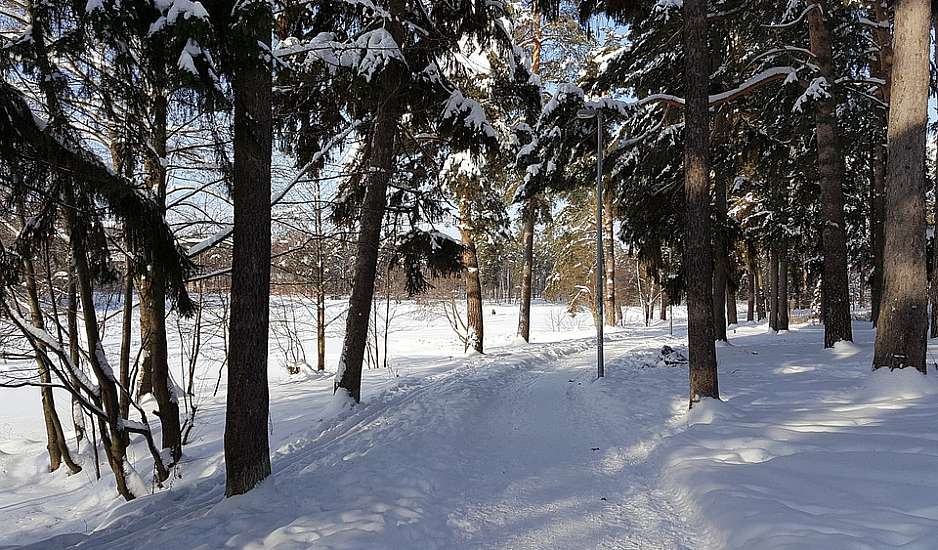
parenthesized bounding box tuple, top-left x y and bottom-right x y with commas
(636, 66, 799, 109)
(441, 90, 497, 140)
(766, 3, 820, 29)
(793, 76, 830, 112)
(4, 304, 100, 397)
(147, 0, 210, 36)
(275, 29, 404, 81)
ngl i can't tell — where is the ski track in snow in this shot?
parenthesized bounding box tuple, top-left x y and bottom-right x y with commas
(4, 314, 938, 549)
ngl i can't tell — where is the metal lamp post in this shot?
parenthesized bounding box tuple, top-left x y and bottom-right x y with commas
(578, 108, 604, 379)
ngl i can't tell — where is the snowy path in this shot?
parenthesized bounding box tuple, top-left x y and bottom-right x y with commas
(9, 330, 696, 550)
(440, 338, 691, 549)
(7, 319, 938, 549)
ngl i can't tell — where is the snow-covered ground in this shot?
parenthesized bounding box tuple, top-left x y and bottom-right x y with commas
(2, 302, 938, 549)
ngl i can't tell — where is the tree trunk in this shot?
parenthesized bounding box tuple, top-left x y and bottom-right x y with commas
(22, 242, 81, 474)
(603, 191, 617, 326)
(930, 20, 938, 340)
(746, 242, 756, 322)
(137, 292, 153, 396)
(726, 285, 738, 326)
(118, 253, 133, 423)
(138, 93, 181, 461)
(460, 200, 484, 354)
(518, 9, 542, 341)
(870, 0, 892, 327)
(807, 2, 853, 347)
(684, 0, 719, 406)
(712, 177, 728, 341)
(755, 257, 766, 321)
(335, 65, 402, 402)
(224, 12, 274, 497)
(66, 267, 85, 443)
(659, 282, 668, 321)
(778, 246, 790, 331)
(65, 196, 134, 500)
(769, 249, 779, 331)
(517, 202, 535, 341)
(315, 179, 326, 370)
(871, 138, 886, 325)
(873, 0, 930, 372)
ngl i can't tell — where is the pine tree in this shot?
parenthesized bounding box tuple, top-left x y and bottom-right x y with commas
(275, 0, 532, 401)
(221, 0, 275, 497)
(873, 0, 931, 373)
(683, 0, 719, 404)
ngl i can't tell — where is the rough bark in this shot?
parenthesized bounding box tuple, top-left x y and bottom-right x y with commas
(684, 0, 719, 406)
(224, 13, 274, 496)
(335, 64, 402, 402)
(712, 177, 728, 341)
(460, 200, 484, 354)
(807, 2, 853, 347)
(873, 0, 930, 372)
(930, 19, 938, 339)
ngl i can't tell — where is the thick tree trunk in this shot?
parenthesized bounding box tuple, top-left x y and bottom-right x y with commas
(778, 246, 790, 331)
(930, 20, 938, 339)
(459, 199, 484, 354)
(712, 177, 728, 341)
(769, 249, 779, 331)
(335, 66, 402, 402)
(659, 281, 668, 321)
(873, 0, 930, 372)
(684, 0, 719, 405)
(932, 180, 938, 338)
(224, 14, 274, 496)
(807, 2, 853, 347)
(603, 191, 617, 326)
